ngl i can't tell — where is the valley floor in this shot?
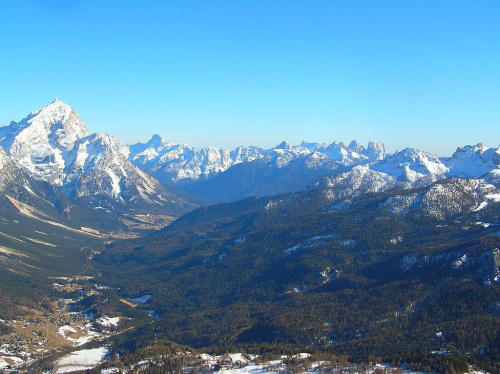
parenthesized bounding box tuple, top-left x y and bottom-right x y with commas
(0, 279, 120, 372)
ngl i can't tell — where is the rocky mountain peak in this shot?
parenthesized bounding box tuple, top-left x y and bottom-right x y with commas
(0, 99, 90, 151)
(0, 100, 92, 185)
(366, 141, 386, 160)
(149, 134, 167, 145)
(372, 148, 448, 180)
(275, 141, 291, 150)
(348, 140, 364, 153)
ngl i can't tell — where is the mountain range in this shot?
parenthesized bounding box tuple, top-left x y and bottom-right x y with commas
(1, 99, 500, 369)
(128, 124, 499, 205)
(3, 99, 498, 207)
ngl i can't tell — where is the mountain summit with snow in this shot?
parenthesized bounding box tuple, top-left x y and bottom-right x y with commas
(0, 99, 90, 185)
(445, 143, 500, 180)
(0, 100, 200, 225)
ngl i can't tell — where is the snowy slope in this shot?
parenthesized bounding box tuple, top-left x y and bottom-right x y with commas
(372, 148, 448, 184)
(379, 178, 498, 219)
(301, 140, 386, 165)
(0, 146, 66, 210)
(319, 148, 447, 199)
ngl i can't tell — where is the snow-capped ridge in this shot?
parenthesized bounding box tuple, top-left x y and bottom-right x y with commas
(317, 142, 500, 215)
(372, 148, 448, 182)
(129, 138, 387, 186)
(318, 147, 445, 200)
(444, 143, 500, 178)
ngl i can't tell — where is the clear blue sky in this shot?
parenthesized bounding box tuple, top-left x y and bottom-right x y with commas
(0, 1, 498, 156)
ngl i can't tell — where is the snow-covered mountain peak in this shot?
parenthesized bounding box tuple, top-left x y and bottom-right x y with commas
(28, 98, 88, 132)
(0, 100, 92, 185)
(366, 141, 386, 160)
(98, 133, 130, 158)
(396, 147, 433, 161)
(372, 148, 448, 181)
(0, 99, 90, 151)
(300, 141, 327, 151)
(444, 143, 500, 178)
(348, 140, 364, 153)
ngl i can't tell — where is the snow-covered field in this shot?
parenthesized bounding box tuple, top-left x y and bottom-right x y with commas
(56, 322, 102, 346)
(0, 355, 23, 370)
(96, 316, 120, 328)
(54, 346, 109, 374)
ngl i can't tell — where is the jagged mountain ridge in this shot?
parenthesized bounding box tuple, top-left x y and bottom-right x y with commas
(129, 135, 386, 187)
(128, 135, 389, 202)
(315, 145, 500, 205)
(130, 133, 499, 203)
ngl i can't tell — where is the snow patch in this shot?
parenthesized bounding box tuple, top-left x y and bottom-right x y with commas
(341, 239, 356, 247)
(390, 236, 403, 244)
(96, 316, 120, 328)
(23, 236, 57, 247)
(293, 353, 311, 359)
(54, 347, 109, 374)
(0, 245, 29, 258)
(228, 353, 249, 363)
(311, 234, 334, 241)
(128, 295, 151, 304)
(453, 254, 467, 268)
(486, 193, 500, 202)
(285, 244, 300, 255)
(57, 325, 77, 337)
(234, 236, 247, 244)
(101, 368, 121, 374)
(431, 349, 449, 355)
(473, 201, 489, 211)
